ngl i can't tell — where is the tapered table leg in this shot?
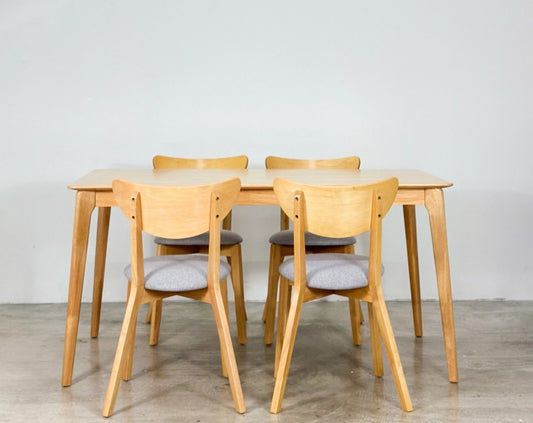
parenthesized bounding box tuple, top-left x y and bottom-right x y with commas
(425, 188, 458, 383)
(62, 191, 96, 386)
(403, 205, 423, 337)
(91, 207, 111, 338)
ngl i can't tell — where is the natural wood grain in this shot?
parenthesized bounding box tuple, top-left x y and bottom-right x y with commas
(90, 207, 111, 339)
(64, 167, 457, 387)
(263, 157, 363, 346)
(425, 188, 458, 383)
(148, 155, 249, 345)
(69, 168, 452, 191)
(102, 179, 245, 417)
(403, 205, 423, 337)
(62, 191, 95, 387)
(153, 155, 248, 170)
(270, 177, 412, 413)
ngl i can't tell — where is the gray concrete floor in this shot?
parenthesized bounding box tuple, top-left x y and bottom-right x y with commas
(0, 301, 532, 422)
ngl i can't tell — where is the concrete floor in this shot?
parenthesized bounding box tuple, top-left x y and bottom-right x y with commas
(0, 301, 532, 422)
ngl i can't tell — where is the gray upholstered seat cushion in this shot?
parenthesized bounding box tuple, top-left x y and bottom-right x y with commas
(154, 230, 243, 247)
(279, 253, 383, 290)
(269, 230, 355, 247)
(124, 254, 231, 292)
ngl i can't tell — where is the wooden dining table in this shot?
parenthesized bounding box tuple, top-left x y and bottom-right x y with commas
(62, 168, 457, 386)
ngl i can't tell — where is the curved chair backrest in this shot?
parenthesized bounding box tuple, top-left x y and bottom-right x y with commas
(265, 156, 360, 170)
(153, 155, 249, 170)
(113, 178, 241, 239)
(273, 177, 398, 239)
(266, 156, 361, 230)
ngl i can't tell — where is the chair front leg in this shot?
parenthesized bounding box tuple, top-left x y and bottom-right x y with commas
(373, 293, 413, 412)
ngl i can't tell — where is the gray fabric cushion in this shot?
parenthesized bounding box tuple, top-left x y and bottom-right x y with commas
(279, 253, 383, 290)
(269, 230, 355, 247)
(124, 254, 231, 292)
(154, 230, 243, 247)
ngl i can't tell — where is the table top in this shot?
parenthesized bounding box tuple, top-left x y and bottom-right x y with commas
(68, 169, 452, 191)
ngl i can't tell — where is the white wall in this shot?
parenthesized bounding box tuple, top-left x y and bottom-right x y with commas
(1, 0, 532, 303)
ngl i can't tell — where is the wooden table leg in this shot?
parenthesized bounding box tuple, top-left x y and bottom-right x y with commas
(91, 207, 111, 338)
(62, 191, 95, 387)
(403, 205, 423, 337)
(425, 188, 458, 383)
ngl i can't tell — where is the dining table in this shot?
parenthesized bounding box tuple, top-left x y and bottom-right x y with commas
(62, 168, 457, 386)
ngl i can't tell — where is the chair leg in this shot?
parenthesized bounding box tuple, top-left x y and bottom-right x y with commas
(227, 245, 247, 345)
(145, 302, 153, 323)
(102, 289, 141, 417)
(367, 302, 383, 377)
(122, 312, 138, 381)
(146, 244, 168, 324)
(219, 279, 229, 378)
(349, 298, 362, 345)
(345, 244, 364, 326)
(271, 286, 303, 414)
(274, 277, 290, 377)
(149, 299, 163, 346)
(264, 244, 282, 345)
(373, 293, 413, 412)
(210, 280, 246, 413)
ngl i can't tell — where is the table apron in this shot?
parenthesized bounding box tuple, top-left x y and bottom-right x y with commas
(94, 187, 426, 208)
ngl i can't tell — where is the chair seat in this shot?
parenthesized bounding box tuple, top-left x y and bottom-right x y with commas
(279, 253, 382, 290)
(124, 254, 231, 292)
(154, 230, 243, 247)
(269, 230, 355, 247)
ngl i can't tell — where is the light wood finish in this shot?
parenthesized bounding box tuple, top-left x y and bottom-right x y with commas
(68, 169, 452, 193)
(146, 155, 249, 345)
(90, 207, 111, 338)
(153, 154, 248, 170)
(424, 188, 458, 383)
(102, 178, 245, 417)
(262, 156, 363, 346)
(63, 168, 457, 386)
(62, 191, 96, 387)
(403, 205, 423, 337)
(270, 177, 412, 414)
(265, 155, 361, 170)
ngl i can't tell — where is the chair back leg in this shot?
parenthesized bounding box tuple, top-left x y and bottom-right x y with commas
(373, 293, 413, 412)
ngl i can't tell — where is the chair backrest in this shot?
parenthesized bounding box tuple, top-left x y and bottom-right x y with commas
(273, 177, 397, 239)
(265, 156, 360, 170)
(273, 177, 398, 291)
(153, 155, 249, 170)
(152, 155, 247, 229)
(265, 156, 361, 229)
(113, 178, 241, 239)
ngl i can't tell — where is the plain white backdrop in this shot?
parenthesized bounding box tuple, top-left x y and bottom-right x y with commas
(1, 0, 532, 303)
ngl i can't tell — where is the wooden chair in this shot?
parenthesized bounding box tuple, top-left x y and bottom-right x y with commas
(270, 177, 412, 413)
(262, 156, 363, 345)
(147, 155, 248, 345)
(102, 178, 245, 417)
